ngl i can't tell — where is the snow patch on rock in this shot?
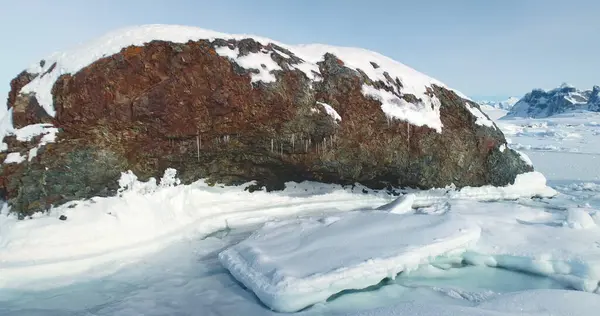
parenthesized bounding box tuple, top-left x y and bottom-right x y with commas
(465, 103, 495, 128)
(236, 51, 282, 83)
(8, 123, 59, 161)
(14, 123, 56, 142)
(515, 149, 534, 167)
(4, 152, 25, 164)
(316, 101, 341, 122)
(214, 45, 239, 59)
(0, 109, 12, 152)
(362, 85, 442, 132)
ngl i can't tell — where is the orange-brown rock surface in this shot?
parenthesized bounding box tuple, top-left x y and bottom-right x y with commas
(1, 35, 532, 217)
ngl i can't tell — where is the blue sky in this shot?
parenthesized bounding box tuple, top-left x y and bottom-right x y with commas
(1, 0, 599, 102)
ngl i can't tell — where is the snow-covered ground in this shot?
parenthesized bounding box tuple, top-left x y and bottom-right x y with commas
(1, 105, 600, 315)
(0, 162, 599, 315)
(480, 106, 600, 184)
(497, 110, 600, 186)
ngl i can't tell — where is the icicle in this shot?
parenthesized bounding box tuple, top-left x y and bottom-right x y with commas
(271, 138, 274, 152)
(291, 134, 295, 151)
(407, 123, 411, 148)
(196, 135, 200, 161)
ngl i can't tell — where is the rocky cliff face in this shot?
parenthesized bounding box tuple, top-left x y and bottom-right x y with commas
(587, 86, 600, 112)
(507, 84, 598, 118)
(0, 25, 531, 217)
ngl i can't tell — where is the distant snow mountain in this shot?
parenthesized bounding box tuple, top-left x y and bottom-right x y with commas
(506, 83, 598, 118)
(587, 86, 600, 112)
(477, 97, 520, 110)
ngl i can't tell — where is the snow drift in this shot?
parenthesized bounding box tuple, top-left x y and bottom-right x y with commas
(0, 170, 554, 289)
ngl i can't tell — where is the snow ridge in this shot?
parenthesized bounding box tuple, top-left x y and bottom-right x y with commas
(477, 97, 519, 111)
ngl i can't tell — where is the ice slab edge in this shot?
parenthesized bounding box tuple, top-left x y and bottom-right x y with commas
(218, 212, 481, 312)
(463, 252, 600, 293)
(344, 289, 600, 316)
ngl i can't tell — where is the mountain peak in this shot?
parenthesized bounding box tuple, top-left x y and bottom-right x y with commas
(507, 84, 600, 118)
(477, 97, 519, 110)
(559, 82, 575, 89)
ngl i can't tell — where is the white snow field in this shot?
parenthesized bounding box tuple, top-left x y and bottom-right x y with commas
(495, 109, 600, 186)
(1, 165, 599, 315)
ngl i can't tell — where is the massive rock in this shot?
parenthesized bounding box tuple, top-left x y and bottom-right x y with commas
(0, 25, 531, 217)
